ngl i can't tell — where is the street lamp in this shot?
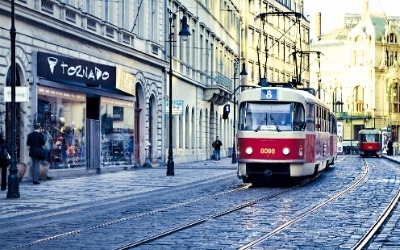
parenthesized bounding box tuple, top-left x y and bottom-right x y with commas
(166, 10, 191, 176)
(7, 0, 19, 198)
(231, 61, 247, 164)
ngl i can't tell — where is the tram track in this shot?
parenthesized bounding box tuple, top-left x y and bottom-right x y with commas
(7, 174, 248, 249)
(352, 157, 400, 250)
(7, 172, 313, 249)
(238, 159, 369, 249)
(0, 171, 235, 232)
(114, 183, 304, 250)
(6, 156, 398, 249)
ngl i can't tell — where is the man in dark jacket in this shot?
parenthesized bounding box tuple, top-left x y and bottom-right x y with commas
(212, 136, 223, 162)
(0, 133, 10, 190)
(27, 124, 45, 184)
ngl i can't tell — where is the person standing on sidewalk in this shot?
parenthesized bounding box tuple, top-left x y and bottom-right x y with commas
(212, 136, 223, 162)
(0, 133, 10, 191)
(27, 124, 45, 185)
(388, 140, 394, 156)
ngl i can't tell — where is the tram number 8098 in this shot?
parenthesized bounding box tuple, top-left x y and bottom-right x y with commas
(260, 148, 275, 154)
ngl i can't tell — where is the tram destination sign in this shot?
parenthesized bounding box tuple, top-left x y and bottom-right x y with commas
(261, 89, 278, 100)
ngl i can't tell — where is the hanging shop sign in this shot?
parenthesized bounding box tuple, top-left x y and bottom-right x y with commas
(116, 68, 136, 96)
(4, 86, 29, 102)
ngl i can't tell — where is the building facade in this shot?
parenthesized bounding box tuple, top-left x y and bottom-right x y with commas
(0, 0, 166, 178)
(310, 1, 400, 151)
(0, 0, 245, 180)
(242, 0, 310, 87)
(164, 0, 241, 162)
(0, 0, 311, 181)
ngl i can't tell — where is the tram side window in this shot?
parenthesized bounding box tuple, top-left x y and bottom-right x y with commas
(306, 103, 315, 131)
(293, 103, 306, 131)
(329, 113, 337, 134)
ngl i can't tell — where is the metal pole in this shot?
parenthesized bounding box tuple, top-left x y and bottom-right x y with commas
(166, 13, 174, 176)
(231, 62, 238, 164)
(7, 0, 20, 198)
(389, 84, 392, 137)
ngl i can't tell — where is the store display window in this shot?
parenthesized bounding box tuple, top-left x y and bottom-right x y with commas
(37, 86, 86, 169)
(100, 97, 134, 166)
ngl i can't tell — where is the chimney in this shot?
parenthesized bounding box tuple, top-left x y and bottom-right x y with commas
(361, 0, 369, 21)
(315, 12, 321, 38)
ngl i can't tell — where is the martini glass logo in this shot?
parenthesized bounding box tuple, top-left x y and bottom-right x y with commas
(47, 57, 58, 74)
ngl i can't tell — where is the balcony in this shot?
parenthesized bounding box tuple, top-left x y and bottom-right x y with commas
(203, 72, 233, 105)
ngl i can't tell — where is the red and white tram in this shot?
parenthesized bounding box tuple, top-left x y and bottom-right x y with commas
(357, 128, 382, 157)
(236, 86, 337, 184)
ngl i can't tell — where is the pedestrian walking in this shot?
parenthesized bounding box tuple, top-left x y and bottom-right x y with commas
(212, 136, 222, 162)
(0, 133, 10, 191)
(128, 136, 134, 164)
(27, 124, 45, 185)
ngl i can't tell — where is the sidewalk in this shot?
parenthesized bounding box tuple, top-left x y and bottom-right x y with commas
(0, 157, 237, 220)
(382, 154, 400, 164)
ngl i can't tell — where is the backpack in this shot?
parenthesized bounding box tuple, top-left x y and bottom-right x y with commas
(0, 143, 9, 160)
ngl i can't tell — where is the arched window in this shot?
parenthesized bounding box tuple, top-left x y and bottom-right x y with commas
(199, 110, 203, 148)
(191, 107, 195, 149)
(353, 86, 365, 113)
(355, 36, 363, 43)
(179, 113, 183, 148)
(185, 106, 190, 149)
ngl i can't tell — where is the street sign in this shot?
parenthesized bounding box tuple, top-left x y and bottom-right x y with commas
(166, 100, 184, 115)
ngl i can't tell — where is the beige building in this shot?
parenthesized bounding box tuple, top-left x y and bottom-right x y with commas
(310, 1, 400, 151)
(242, 0, 310, 87)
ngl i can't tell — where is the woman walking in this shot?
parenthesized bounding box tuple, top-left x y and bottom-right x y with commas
(0, 133, 10, 190)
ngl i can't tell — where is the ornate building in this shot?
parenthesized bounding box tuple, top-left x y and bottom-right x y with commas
(310, 1, 400, 151)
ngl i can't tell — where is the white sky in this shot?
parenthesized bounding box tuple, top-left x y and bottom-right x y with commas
(303, 0, 400, 36)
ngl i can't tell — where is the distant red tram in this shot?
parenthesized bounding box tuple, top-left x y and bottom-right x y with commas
(236, 86, 337, 184)
(357, 128, 382, 157)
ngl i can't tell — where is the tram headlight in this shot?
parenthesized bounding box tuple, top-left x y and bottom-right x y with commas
(282, 147, 290, 155)
(245, 147, 253, 155)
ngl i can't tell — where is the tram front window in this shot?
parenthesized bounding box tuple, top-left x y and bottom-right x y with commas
(239, 102, 305, 131)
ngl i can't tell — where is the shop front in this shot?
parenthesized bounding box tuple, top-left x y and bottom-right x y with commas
(35, 51, 135, 171)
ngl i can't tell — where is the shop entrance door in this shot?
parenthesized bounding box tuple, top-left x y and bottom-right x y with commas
(87, 119, 100, 169)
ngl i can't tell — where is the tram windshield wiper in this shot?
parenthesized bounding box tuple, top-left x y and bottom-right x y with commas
(269, 114, 281, 132)
(255, 113, 272, 132)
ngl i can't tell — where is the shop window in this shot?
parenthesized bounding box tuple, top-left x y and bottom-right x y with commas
(37, 86, 86, 169)
(100, 97, 134, 166)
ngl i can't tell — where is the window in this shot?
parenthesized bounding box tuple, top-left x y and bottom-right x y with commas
(37, 86, 86, 169)
(100, 97, 134, 166)
(238, 102, 305, 131)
